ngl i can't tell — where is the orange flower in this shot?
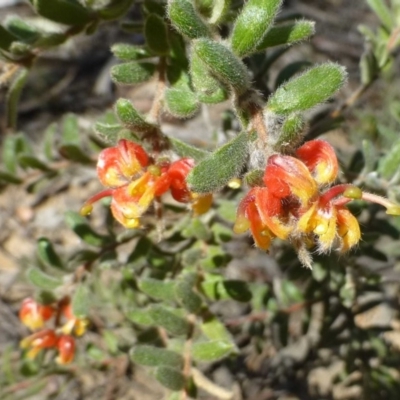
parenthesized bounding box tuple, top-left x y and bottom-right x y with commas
(82, 141, 212, 227)
(19, 298, 54, 331)
(56, 335, 76, 365)
(20, 329, 58, 360)
(235, 139, 400, 267)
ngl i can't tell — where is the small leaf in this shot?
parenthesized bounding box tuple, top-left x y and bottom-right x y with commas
(111, 62, 155, 85)
(37, 237, 64, 269)
(72, 284, 90, 318)
(273, 113, 306, 151)
(32, 0, 91, 26)
(167, 0, 211, 39)
(148, 305, 189, 336)
(65, 211, 110, 247)
(256, 20, 315, 51)
(18, 154, 51, 171)
(94, 122, 122, 144)
(187, 132, 248, 193)
(169, 137, 209, 161)
(378, 139, 400, 179)
(131, 345, 184, 368)
(155, 366, 186, 391)
(0, 26, 17, 51)
(6, 67, 28, 130)
(192, 340, 235, 362)
(209, 0, 231, 25)
(0, 170, 23, 184)
(201, 314, 232, 342)
(98, 0, 133, 20)
(361, 139, 378, 173)
(360, 50, 379, 85)
(222, 280, 252, 302)
(26, 267, 62, 290)
(175, 275, 202, 313)
(190, 50, 229, 104)
(5, 17, 39, 43)
(43, 123, 57, 160)
(127, 308, 154, 326)
(267, 63, 347, 115)
(230, 0, 282, 57)
(181, 218, 211, 241)
(111, 43, 151, 61)
(193, 39, 250, 95)
(138, 278, 177, 301)
(165, 88, 199, 118)
(274, 61, 312, 89)
(366, 0, 394, 31)
(58, 144, 93, 163)
(115, 98, 156, 132)
(61, 113, 80, 144)
(145, 14, 169, 55)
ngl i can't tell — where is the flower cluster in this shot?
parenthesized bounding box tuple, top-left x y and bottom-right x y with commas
(234, 139, 400, 267)
(81, 139, 212, 228)
(19, 297, 88, 364)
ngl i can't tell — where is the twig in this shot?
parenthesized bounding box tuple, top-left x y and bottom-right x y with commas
(148, 57, 167, 124)
(191, 367, 234, 400)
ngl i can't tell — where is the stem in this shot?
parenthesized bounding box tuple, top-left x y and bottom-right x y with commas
(148, 57, 167, 124)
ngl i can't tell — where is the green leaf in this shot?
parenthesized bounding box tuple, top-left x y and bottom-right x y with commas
(230, 0, 282, 57)
(37, 237, 64, 269)
(187, 132, 248, 193)
(0, 26, 17, 51)
(169, 137, 209, 162)
(43, 123, 57, 160)
(201, 314, 232, 342)
(2, 135, 18, 174)
(72, 284, 90, 318)
(181, 218, 211, 241)
(127, 308, 154, 326)
(192, 340, 235, 362)
(26, 267, 62, 290)
(111, 62, 155, 85)
(61, 113, 79, 144)
(190, 50, 229, 104)
(4, 17, 39, 44)
(155, 366, 186, 391)
(193, 39, 250, 95)
(274, 61, 312, 89)
(98, 0, 134, 20)
(360, 50, 379, 85)
(165, 88, 200, 118)
(65, 211, 110, 247)
(273, 113, 305, 151)
(18, 154, 51, 171)
(167, 0, 211, 39)
(267, 63, 347, 115)
(6, 67, 28, 130)
(361, 139, 378, 173)
(148, 305, 189, 336)
(145, 14, 169, 55)
(94, 122, 121, 144)
(209, 0, 231, 25)
(175, 276, 202, 313)
(32, 0, 91, 26)
(0, 170, 22, 184)
(111, 43, 151, 61)
(222, 280, 252, 302)
(256, 20, 315, 51)
(280, 280, 303, 306)
(366, 0, 394, 31)
(378, 139, 400, 179)
(138, 278, 177, 301)
(131, 345, 184, 368)
(115, 98, 156, 132)
(58, 144, 93, 163)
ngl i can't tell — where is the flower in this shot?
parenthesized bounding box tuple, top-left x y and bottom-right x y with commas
(20, 329, 58, 360)
(60, 303, 89, 337)
(56, 335, 76, 365)
(19, 298, 54, 331)
(82, 140, 212, 227)
(235, 139, 400, 267)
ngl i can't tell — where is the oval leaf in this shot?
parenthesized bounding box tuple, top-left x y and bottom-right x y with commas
(131, 345, 184, 369)
(267, 63, 347, 115)
(26, 267, 62, 290)
(111, 62, 155, 85)
(155, 366, 186, 391)
(230, 0, 282, 57)
(187, 132, 248, 193)
(192, 340, 235, 362)
(72, 284, 90, 318)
